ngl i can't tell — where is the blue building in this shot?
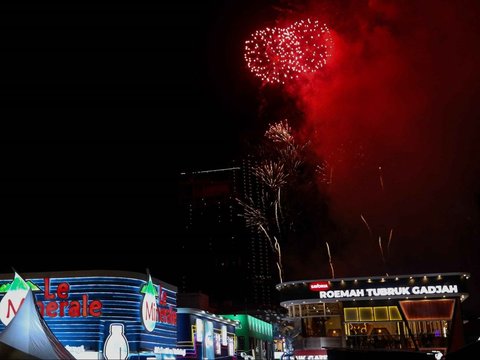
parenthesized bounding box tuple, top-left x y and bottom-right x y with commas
(0, 270, 181, 360)
(176, 308, 238, 359)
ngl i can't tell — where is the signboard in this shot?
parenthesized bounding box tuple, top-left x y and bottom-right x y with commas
(204, 320, 215, 359)
(176, 310, 237, 359)
(318, 285, 458, 300)
(309, 282, 330, 291)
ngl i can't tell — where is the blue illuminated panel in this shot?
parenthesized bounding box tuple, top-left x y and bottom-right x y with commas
(176, 312, 236, 360)
(0, 274, 177, 359)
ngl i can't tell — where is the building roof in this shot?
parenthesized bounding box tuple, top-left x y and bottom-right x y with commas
(277, 273, 469, 304)
(0, 270, 177, 291)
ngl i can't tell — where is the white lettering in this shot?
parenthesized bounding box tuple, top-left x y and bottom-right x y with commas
(154, 347, 186, 356)
(317, 284, 458, 300)
(448, 285, 458, 293)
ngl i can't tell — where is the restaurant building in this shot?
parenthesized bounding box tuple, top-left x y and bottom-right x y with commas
(276, 272, 469, 359)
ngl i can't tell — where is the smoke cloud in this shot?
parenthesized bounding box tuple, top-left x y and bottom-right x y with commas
(274, 0, 480, 280)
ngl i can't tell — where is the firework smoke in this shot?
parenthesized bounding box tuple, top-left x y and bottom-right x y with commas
(239, 0, 480, 280)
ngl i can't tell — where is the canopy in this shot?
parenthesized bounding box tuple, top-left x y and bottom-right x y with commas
(0, 288, 75, 359)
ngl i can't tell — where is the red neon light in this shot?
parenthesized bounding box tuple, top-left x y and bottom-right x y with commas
(39, 278, 103, 318)
(309, 281, 330, 291)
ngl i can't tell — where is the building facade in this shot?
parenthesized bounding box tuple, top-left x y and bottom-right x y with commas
(222, 314, 274, 360)
(0, 271, 180, 360)
(277, 273, 469, 359)
(176, 308, 238, 359)
(178, 159, 277, 311)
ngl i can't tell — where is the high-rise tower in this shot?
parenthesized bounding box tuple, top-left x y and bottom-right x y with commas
(177, 159, 277, 312)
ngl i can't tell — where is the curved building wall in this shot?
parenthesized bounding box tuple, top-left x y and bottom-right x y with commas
(0, 271, 179, 360)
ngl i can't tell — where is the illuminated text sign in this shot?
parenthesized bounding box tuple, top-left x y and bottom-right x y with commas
(1, 278, 102, 324)
(319, 285, 459, 299)
(309, 282, 330, 291)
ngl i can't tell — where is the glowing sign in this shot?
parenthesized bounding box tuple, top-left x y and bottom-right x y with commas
(141, 275, 157, 332)
(309, 282, 330, 291)
(140, 274, 177, 332)
(0, 272, 30, 325)
(215, 333, 221, 355)
(318, 285, 459, 299)
(204, 320, 214, 359)
(104, 323, 129, 360)
(228, 336, 234, 356)
(0, 276, 102, 325)
(153, 347, 187, 356)
(221, 325, 227, 346)
(196, 318, 204, 342)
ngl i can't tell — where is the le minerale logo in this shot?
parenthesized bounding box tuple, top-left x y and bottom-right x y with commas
(0, 273, 102, 326)
(140, 275, 176, 333)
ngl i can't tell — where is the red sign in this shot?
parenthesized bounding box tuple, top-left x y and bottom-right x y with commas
(309, 281, 330, 291)
(38, 278, 102, 318)
(2, 278, 103, 322)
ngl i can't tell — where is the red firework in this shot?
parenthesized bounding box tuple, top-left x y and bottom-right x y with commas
(244, 19, 333, 84)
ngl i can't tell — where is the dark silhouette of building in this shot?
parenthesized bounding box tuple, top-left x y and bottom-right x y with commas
(177, 159, 277, 312)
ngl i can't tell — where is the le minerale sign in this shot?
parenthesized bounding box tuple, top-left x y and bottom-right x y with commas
(317, 285, 459, 300)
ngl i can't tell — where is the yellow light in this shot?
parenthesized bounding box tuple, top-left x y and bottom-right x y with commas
(374, 306, 389, 321)
(389, 306, 402, 320)
(359, 307, 374, 321)
(344, 308, 359, 322)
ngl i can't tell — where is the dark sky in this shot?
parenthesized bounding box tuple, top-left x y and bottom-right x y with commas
(0, 0, 259, 276)
(1, 0, 480, 315)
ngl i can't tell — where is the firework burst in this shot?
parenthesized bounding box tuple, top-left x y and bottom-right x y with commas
(315, 160, 333, 185)
(265, 119, 294, 143)
(244, 18, 333, 84)
(253, 161, 288, 190)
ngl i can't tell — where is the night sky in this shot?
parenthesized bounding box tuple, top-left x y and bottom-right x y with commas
(1, 1, 480, 316)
